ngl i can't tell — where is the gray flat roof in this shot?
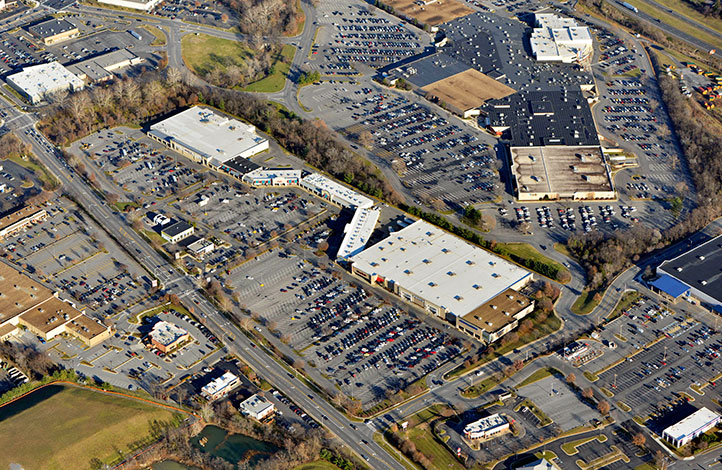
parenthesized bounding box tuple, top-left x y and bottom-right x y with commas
(28, 18, 77, 39)
(162, 220, 193, 237)
(658, 234, 722, 304)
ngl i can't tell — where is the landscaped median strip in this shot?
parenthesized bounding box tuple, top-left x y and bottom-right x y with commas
(561, 434, 607, 456)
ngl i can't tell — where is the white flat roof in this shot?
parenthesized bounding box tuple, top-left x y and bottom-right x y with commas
(350, 220, 532, 317)
(201, 371, 238, 396)
(245, 168, 301, 179)
(149, 320, 188, 346)
(240, 393, 274, 415)
(302, 173, 374, 209)
(7, 62, 84, 100)
(149, 107, 267, 163)
(531, 13, 592, 62)
(663, 407, 720, 440)
(464, 413, 507, 434)
(337, 207, 380, 260)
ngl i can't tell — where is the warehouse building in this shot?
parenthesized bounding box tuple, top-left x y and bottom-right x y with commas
(201, 371, 240, 401)
(242, 168, 302, 187)
(652, 235, 722, 313)
(28, 18, 79, 45)
(148, 320, 189, 353)
(463, 414, 510, 440)
(530, 13, 593, 64)
(349, 220, 533, 340)
(662, 407, 720, 448)
(97, 0, 163, 11)
(300, 173, 373, 210)
(67, 48, 143, 83)
(148, 107, 269, 166)
(336, 207, 381, 260)
(7, 61, 84, 104)
(239, 394, 276, 421)
(160, 219, 194, 243)
(0, 205, 48, 240)
(0, 261, 111, 346)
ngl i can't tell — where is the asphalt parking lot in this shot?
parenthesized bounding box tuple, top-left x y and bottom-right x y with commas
(519, 375, 598, 431)
(229, 250, 463, 406)
(595, 302, 722, 418)
(1, 197, 151, 316)
(73, 128, 203, 199)
(311, 1, 429, 75)
(302, 82, 502, 208)
(151, 0, 235, 28)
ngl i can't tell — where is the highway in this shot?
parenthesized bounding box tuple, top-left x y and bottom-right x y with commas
(0, 94, 406, 470)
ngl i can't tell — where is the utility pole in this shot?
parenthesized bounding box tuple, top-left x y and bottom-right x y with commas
(663, 346, 667, 364)
(613, 373, 617, 389)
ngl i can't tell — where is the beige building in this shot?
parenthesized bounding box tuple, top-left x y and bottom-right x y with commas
(0, 261, 112, 347)
(148, 320, 190, 353)
(455, 289, 535, 343)
(0, 205, 48, 240)
(28, 19, 79, 45)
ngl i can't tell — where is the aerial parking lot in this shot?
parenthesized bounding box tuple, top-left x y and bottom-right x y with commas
(311, 2, 429, 75)
(72, 128, 203, 200)
(229, 250, 463, 407)
(1, 198, 151, 317)
(302, 83, 502, 208)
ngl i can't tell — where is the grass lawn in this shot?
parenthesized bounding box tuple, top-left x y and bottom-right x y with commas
(515, 399, 552, 427)
(553, 242, 571, 258)
(619, 0, 722, 50)
(561, 434, 607, 455)
(141, 24, 167, 46)
(130, 301, 193, 324)
(293, 461, 340, 470)
(405, 426, 465, 470)
(242, 44, 296, 93)
(461, 375, 503, 399)
(638, 0, 722, 37)
(496, 242, 571, 283)
(0, 384, 183, 470)
(181, 33, 255, 76)
(572, 289, 603, 315)
(608, 291, 641, 321)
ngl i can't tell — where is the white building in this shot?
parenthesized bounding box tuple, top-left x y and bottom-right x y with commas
(463, 414, 510, 440)
(242, 168, 302, 187)
(201, 371, 240, 401)
(187, 238, 215, 257)
(7, 62, 84, 104)
(349, 220, 533, 320)
(530, 13, 593, 63)
(662, 407, 720, 448)
(97, 0, 163, 11)
(160, 220, 194, 243)
(337, 207, 380, 260)
(515, 458, 561, 470)
(239, 394, 276, 420)
(300, 173, 373, 210)
(148, 107, 269, 166)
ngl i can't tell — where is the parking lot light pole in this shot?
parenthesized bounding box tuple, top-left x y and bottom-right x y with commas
(613, 373, 617, 389)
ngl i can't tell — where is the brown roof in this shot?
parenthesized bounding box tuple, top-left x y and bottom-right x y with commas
(0, 261, 52, 323)
(64, 314, 111, 341)
(422, 69, 515, 113)
(0, 323, 17, 338)
(20, 297, 82, 334)
(460, 288, 532, 333)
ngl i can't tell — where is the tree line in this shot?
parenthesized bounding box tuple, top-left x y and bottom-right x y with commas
(220, 0, 305, 39)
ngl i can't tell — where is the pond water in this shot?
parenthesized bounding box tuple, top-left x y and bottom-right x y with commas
(153, 425, 278, 469)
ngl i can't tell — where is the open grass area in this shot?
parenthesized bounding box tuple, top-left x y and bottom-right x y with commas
(641, 0, 722, 37)
(619, 0, 722, 50)
(181, 33, 255, 77)
(572, 289, 603, 315)
(462, 375, 504, 399)
(130, 301, 193, 324)
(141, 24, 167, 46)
(405, 425, 465, 470)
(0, 384, 183, 470)
(242, 44, 296, 93)
(293, 461, 341, 470)
(496, 242, 571, 283)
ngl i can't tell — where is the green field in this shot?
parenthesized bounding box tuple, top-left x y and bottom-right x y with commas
(496, 242, 571, 283)
(242, 44, 296, 93)
(141, 24, 167, 46)
(0, 384, 183, 470)
(293, 461, 340, 470)
(181, 33, 255, 77)
(572, 289, 603, 315)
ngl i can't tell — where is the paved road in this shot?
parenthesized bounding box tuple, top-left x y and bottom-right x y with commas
(0, 95, 405, 470)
